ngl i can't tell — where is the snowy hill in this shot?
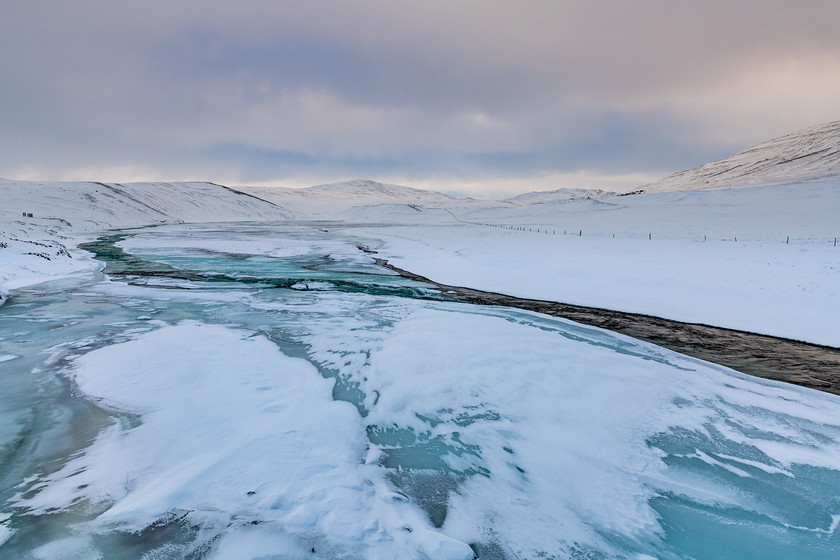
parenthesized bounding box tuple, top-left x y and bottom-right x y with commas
(506, 188, 616, 205)
(641, 120, 840, 193)
(0, 180, 292, 229)
(237, 179, 513, 222)
(303, 179, 461, 202)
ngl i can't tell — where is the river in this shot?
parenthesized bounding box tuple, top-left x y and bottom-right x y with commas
(1, 222, 839, 559)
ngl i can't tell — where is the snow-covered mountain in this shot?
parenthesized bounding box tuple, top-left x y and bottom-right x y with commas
(641, 120, 840, 193)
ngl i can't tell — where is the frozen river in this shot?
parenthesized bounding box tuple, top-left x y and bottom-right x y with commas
(1, 223, 839, 559)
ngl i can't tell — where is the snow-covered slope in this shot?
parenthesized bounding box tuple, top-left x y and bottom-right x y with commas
(641, 120, 840, 193)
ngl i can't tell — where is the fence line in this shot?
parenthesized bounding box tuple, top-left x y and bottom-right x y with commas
(450, 219, 838, 246)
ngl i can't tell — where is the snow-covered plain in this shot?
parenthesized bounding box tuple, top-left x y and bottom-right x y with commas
(1, 122, 840, 558)
(354, 181, 840, 347)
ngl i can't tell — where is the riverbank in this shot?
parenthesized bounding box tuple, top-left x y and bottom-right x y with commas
(376, 258, 840, 396)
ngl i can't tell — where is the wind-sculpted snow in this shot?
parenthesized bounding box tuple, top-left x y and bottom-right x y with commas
(301, 300, 840, 559)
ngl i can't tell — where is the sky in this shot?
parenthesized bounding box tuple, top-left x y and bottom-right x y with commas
(2, 1, 839, 198)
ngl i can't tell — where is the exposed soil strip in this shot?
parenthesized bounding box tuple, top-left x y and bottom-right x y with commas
(375, 258, 840, 396)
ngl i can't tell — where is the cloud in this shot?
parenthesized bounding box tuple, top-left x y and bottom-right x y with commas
(1, 1, 839, 194)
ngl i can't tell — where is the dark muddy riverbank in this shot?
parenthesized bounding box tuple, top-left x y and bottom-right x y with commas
(375, 258, 840, 396)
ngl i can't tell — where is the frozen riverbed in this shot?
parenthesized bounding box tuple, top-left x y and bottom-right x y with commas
(1, 223, 840, 559)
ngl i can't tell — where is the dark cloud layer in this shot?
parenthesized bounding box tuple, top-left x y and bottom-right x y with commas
(2, 1, 839, 195)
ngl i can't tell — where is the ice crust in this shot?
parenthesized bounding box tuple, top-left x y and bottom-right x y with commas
(18, 321, 473, 559)
(299, 300, 840, 558)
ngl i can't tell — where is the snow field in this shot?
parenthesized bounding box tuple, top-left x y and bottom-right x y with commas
(368, 224, 839, 346)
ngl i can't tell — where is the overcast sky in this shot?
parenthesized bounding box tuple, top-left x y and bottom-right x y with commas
(2, 1, 839, 197)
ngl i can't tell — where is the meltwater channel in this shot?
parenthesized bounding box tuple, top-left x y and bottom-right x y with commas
(1, 222, 839, 559)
